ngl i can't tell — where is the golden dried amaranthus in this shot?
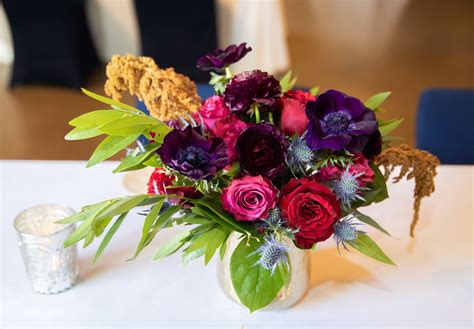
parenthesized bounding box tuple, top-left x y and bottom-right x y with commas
(104, 54, 201, 121)
(375, 144, 440, 237)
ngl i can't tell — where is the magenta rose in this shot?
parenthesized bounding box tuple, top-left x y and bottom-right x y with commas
(280, 90, 315, 136)
(197, 95, 231, 130)
(212, 115, 248, 162)
(221, 176, 278, 221)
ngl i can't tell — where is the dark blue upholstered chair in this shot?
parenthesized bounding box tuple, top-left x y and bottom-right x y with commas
(416, 88, 474, 164)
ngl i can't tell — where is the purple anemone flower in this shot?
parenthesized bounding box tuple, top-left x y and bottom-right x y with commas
(157, 126, 228, 180)
(236, 122, 288, 179)
(305, 90, 378, 152)
(224, 70, 282, 113)
(196, 42, 252, 72)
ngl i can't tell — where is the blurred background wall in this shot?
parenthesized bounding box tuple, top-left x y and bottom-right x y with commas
(0, 0, 472, 160)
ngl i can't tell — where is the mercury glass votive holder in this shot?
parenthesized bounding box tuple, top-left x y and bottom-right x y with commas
(13, 204, 79, 294)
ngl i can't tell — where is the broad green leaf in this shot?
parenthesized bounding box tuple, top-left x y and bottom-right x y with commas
(98, 115, 159, 136)
(69, 110, 126, 127)
(153, 230, 190, 261)
(204, 227, 229, 265)
(364, 91, 391, 110)
(81, 88, 141, 114)
(230, 238, 284, 312)
(353, 210, 392, 237)
(279, 71, 297, 93)
(370, 163, 389, 203)
(278, 261, 291, 289)
(191, 206, 245, 235)
(65, 126, 103, 140)
(64, 218, 94, 247)
(95, 195, 149, 220)
(92, 216, 113, 236)
(93, 212, 127, 265)
(348, 233, 395, 265)
(113, 143, 160, 173)
(86, 134, 140, 167)
(309, 86, 320, 96)
(379, 118, 404, 136)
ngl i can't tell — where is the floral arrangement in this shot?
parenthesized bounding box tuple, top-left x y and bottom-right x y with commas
(60, 43, 439, 312)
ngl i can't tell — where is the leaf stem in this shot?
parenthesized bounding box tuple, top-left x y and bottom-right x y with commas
(254, 105, 261, 123)
(268, 112, 274, 125)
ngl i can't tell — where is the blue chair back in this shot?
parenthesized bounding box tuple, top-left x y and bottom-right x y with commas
(416, 88, 474, 164)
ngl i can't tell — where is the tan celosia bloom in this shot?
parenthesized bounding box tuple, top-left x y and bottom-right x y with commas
(375, 144, 440, 237)
(104, 54, 201, 121)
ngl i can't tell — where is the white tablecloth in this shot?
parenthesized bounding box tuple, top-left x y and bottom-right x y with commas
(1, 161, 472, 328)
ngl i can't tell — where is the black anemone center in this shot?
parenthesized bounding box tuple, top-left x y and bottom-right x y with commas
(178, 146, 209, 168)
(325, 112, 350, 134)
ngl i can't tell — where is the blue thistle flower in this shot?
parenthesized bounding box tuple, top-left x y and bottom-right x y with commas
(250, 236, 289, 275)
(138, 200, 174, 216)
(264, 207, 284, 228)
(333, 217, 364, 252)
(331, 167, 368, 208)
(287, 136, 314, 174)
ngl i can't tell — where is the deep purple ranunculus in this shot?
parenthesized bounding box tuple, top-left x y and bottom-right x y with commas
(157, 126, 228, 180)
(224, 70, 282, 113)
(196, 42, 252, 71)
(362, 130, 383, 159)
(236, 122, 288, 179)
(305, 89, 378, 152)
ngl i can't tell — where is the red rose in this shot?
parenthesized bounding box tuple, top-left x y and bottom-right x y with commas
(285, 90, 315, 103)
(280, 90, 315, 136)
(147, 168, 175, 194)
(280, 177, 341, 249)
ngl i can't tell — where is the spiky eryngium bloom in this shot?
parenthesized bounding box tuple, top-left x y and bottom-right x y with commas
(287, 136, 314, 175)
(138, 200, 173, 216)
(264, 207, 285, 229)
(256, 207, 299, 239)
(333, 217, 364, 252)
(250, 236, 289, 275)
(331, 167, 369, 208)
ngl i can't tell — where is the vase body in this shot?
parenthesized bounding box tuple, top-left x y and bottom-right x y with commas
(217, 234, 311, 310)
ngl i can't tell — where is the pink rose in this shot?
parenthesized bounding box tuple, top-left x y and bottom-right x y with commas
(221, 176, 278, 221)
(212, 115, 248, 162)
(280, 90, 315, 136)
(197, 95, 231, 130)
(318, 154, 375, 186)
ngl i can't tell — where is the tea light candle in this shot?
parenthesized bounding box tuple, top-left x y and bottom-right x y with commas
(13, 204, 79, 294)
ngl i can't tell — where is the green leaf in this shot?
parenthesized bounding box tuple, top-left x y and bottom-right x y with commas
(370, 163, 389, 203)
(56, 212, 87, 224)
(348, 233, 395, 265)
(364, 91, 391, 110)
(64, 218, 94, 247)
(86, 134, 140, 167)
(81, 88, 141, 114)
(204, 227, 229, 265)
(219, 234, 229, 260)
(230, 238, 284, 312)
(143, 154, 163, 168)
(379, 118, 404, 136)
(83, 230, 95, 248)
(113, 143, 159, 173)
(153, 230, 190, 261)
(182, 247, 206, 265)
(65, 126, 103, 140)
(193, 198, 258, 236)
(353, 210, 392, 237)
(309, 86, 320, 96)
(69, 110, 127, 127)
(382, 135, 405, 143)
(95, 195, 149, 220)
(279, 71, 297, 93)
(92, 212, 128, 265)
(98, 115, 159, 136)
(134, 199, 165, 256)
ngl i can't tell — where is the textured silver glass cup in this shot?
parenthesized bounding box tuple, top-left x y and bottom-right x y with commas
(217, 234, 311, 310)
(14, 204, 79, 294)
